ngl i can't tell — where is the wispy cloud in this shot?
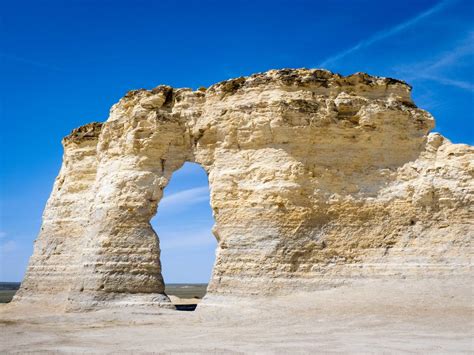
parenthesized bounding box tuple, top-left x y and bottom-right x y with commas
(395, 32, 474, 91)
(424, 36, 474, 71)
(0, 232, 6, 239)
(159, 186, 209, 211)
(159, 228, 216, 250)
(0, 53, 65, 72)
(0, 240, 17, 253)
(420, 75, 474, 91)
(318, 0, 453, 68)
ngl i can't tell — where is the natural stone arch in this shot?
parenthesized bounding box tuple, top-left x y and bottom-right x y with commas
(15, 69, 473, 310)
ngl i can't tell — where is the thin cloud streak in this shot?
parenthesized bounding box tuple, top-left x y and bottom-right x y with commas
(426, 40, 473, 71)
(395, 32, 474, 92)
(421, 75, 474, 91)
(318, 0, 453, 68)
(0, 53, 66, 72)
(159, 186, 209, 211)
(159, 228, 216, 250)
(0, 240, 17, 253)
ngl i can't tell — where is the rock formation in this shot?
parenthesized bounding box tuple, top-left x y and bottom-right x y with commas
(14, 69, 473, 311)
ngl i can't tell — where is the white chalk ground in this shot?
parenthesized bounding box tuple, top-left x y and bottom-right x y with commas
(0, 278, 472, 353)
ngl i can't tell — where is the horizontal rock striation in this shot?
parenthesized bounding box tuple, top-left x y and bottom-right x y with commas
(15, 69, 473, 310)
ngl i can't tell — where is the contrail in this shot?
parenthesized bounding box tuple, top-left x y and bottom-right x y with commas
(0, 53, 65, 72)
(318, 0, 454, 68)
(395, 31, 474, 92)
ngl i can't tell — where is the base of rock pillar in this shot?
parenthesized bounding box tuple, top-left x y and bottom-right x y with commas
(65, 292, 175, 312)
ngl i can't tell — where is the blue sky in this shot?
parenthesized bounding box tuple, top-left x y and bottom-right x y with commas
(0, 0, 472, 282)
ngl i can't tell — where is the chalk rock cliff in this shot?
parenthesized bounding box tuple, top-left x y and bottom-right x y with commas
(15, 69, 473, 310)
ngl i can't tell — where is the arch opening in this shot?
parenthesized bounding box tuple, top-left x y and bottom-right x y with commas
(151, 162, 217, 311)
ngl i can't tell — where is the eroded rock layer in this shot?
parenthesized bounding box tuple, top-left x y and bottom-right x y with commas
(15, 69, 473, 310)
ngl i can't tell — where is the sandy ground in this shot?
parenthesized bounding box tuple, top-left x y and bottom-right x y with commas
(0, 278, 472, 354)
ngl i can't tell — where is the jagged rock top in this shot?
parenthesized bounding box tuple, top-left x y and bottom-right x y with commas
(100, 68, 417, 126)
(207, 68, 411, 93)
(63, 122, 103, 144)
(120, 68, 412, 98)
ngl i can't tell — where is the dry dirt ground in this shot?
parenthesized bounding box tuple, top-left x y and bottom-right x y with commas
(0, 278, 472, 354)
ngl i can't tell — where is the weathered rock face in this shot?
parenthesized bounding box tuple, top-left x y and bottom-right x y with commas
(15, 69, 473, 310)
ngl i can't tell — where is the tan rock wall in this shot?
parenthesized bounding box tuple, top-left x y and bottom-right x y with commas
(15, 69, 473, 309)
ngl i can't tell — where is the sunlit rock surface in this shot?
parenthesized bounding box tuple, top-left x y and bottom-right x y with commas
(14, 69, 473, 310)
